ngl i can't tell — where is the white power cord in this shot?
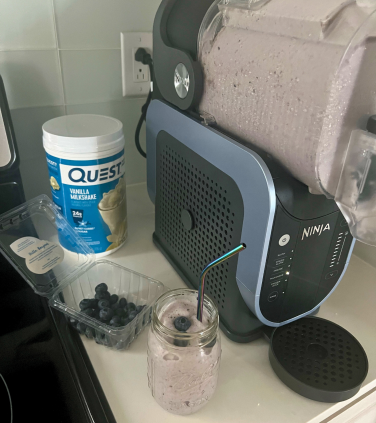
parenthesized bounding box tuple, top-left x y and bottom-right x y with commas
(0, 373, 13, 423)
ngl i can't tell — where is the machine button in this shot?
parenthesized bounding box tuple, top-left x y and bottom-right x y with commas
(279, 234, 290, 246)
(325, 270, 339, 280)
(268, 291, 279, 302)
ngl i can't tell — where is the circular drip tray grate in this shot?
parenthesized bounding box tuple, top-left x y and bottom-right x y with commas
(269, 317, 368, 402)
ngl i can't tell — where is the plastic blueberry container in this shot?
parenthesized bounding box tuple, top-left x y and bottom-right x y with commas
(0, 195, 165, 351)
(53, 260, 164, 350)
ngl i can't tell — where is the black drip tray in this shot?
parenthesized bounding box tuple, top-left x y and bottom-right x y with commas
(269, 317, 368, 402)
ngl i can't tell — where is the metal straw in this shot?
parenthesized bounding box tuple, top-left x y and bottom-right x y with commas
(197, 243, 246, 321)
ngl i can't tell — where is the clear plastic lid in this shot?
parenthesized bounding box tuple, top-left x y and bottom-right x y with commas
(0, 195, 95, 297)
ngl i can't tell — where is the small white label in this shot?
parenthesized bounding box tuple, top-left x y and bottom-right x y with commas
(10, 237, 39, 258)
(10, 238, 64, 274)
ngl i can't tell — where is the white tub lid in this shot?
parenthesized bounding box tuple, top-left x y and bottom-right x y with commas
(42, 114, 124, 154)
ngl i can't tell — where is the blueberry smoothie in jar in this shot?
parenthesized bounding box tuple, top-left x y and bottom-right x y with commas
(147, 289, 221, 415)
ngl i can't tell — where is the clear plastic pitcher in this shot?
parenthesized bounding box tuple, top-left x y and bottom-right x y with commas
(198, 0, 376, 245)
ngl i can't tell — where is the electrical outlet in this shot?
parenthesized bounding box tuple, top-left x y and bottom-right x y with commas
(121, 32, 152, 97)
(132, 48, 149, 83)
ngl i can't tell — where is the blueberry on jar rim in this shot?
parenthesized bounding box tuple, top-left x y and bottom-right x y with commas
(174, 316, 191, 332)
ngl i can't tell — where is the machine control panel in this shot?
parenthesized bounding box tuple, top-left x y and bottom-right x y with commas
(259, 205, 352, 323)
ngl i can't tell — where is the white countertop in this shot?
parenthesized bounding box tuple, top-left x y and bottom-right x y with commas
(81, 183, 376, 423)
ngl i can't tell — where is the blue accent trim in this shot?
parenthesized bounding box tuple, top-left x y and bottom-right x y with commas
(146, 100, 275, 321)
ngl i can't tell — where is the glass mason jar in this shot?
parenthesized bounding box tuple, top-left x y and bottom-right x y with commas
(147, 288, 221, 415)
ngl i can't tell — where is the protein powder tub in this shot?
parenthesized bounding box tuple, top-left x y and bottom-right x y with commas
(147, 289, 221, 415)
(43, 114, 127, 256)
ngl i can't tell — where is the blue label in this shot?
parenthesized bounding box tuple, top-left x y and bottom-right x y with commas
(46, 151, 127, 254)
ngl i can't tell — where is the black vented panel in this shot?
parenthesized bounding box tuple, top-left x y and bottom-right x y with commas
(154, 131, 262, 337)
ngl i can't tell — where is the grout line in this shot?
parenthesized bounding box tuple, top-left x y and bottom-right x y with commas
(58, 48, 121, 51)
(0, 47, 57, 52)
(9, 96, 146, 111)
(50, 0, 67, 114)
(0, 48, 121, 52)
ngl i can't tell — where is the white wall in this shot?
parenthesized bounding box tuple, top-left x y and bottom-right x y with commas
(0, 0, 160, 199)
(354, 242, 376, 269)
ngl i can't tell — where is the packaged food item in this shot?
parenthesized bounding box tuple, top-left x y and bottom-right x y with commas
(43, 114, 127, 256)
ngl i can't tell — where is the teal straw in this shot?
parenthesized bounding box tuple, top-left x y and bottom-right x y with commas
(197, 243, 246, 321)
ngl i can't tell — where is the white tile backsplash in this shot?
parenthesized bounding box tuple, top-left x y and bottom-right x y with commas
(19, 156, 51, 200)
(66, 99, 147, 185)
(1, 0, 158, 198)
(60, 49, 122, 104)
(54, 0, 159, 49)
(0, 50, 64, 108)
(0, 0, 56, 50)
(11, 105, 65, 160)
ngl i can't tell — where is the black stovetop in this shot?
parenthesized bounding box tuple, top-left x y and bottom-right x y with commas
(0, 254, 116, 422)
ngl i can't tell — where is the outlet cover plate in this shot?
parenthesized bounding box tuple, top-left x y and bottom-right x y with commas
(121, 32, 152, 97)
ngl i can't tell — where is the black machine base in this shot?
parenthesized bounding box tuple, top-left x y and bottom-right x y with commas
(269, 317, 368, 402)
(153, 232, 265, 343)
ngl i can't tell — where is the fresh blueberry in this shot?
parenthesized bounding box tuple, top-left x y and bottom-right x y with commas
(128, 311, 137, 321)
(98, 299, 110, 309)
(110, 316, 121, 326)
(119, 298, 127, 308)
(109, 294, 119, 305)
(127, 302, 136, 312)
(111, 323, 122, 328)
(90, 299, 99, 308)
(174, 316, 191, 332)
(85, 327, 95, 339)
(79, 299, 93, 310)
(82, 308, 96, 317)
(99, 307, 114, 321)
(76, 322, 87, 334)
(121, 317, 130, 326)
(95, 291, 110, 301)
(136, 305, 145, 314)
(115, 308, 126, 317)
(94, 309, 101, 320)
(111, 302, 120, 311)
(95, 283, 108, 293)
